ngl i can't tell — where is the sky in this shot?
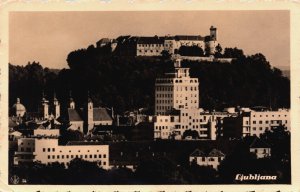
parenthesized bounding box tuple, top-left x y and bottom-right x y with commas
(9, 11, 290, 69)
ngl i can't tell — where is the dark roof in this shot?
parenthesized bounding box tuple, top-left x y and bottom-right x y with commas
(175, 35, 204, 41)
(190, 148, 225, 157)
(137, 36, 165, 44)
(243, 136, 270, 148)
(190, 149, 205, 157)
(208, 148, 225, 157)
(93, 108, 112, 121)
(67, 108, 83, 122)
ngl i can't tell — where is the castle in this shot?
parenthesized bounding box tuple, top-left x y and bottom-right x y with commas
(97, 26, 218, 57)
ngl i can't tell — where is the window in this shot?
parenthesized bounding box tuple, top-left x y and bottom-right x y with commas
(52, 148, 55, 152)
(85, 155, 88, 158)
(266, 121, 269, 124)
(253, 121, 256, 124)
(90, 155, 92, 158)
(94, 155, 97, 158)
(48, 148, 50, 152)
(62, 155, 64, 159)
(71, 155, 74, 158)
(67, 155, 69, 158)
(202, 157, 205, 161)
(259, 121, 262, 124)
(48, 155, 50, 159)
(43, 148, 46, 152)
(99, 154, 102, 158)
(103, 162, 106, 165)
(103, 154, 107, 158)
(52, 155, 55, 159)
(57, 155, 60, 159)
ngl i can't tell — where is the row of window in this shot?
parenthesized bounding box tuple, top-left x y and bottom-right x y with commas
(195, 157, 223, 162)
(47, 154, 106, 160)
(138, 49, 160, 53)
(156, 93, 173, 98)
(252, 120, 287, 124)
(42, 148, 105, 153)
(252, 114, 288, 118)
(138, 44, 163, 47)
(156, 86, 173, 91)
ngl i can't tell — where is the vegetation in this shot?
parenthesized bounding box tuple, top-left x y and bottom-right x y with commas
(9, 44, 289, 114)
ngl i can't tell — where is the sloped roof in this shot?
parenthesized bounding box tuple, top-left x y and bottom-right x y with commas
(175, 35, 204, 41)
(208, 148, 225, 157)
(68, 108, 83, 122)
(137, 36, 165, 44)
(243, 136, 270, 148)
(190, 149, 205, 157)
(9, 118, 18, 128)
(249, 137, 270, 148)
(93, 108, 112, 122)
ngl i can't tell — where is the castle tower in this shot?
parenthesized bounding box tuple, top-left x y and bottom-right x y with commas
(53, 92, 60, 119)
(87, 91, 94, 131)
(210, 26, 217, 41)
(40, 92, 49, 120)
(208, 26, 218, 54)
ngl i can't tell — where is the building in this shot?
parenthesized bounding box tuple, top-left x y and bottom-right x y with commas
(154, 59, 236, 140)
(136, 36, 165, 56)
(14, 137, 110, 169)
(64, 95, 113, 134)
(223, 109, 290, 138)
(11, 98, 26, 117)
(244, 136, 271, 159)
(189, 148, 225, 170)
(103, 26, 219, 57)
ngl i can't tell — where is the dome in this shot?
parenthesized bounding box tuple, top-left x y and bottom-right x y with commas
(11, 98, 26, 117)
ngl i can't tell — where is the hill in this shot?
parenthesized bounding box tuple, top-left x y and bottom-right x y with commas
(9, 44, 290, 114)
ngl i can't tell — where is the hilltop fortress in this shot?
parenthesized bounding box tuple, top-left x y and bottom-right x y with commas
(97, 26, 218, 57)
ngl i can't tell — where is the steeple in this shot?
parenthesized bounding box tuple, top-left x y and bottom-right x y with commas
(40, 91, 49, 119)
(53, 91, 60, 119)
(69, 90, 75, 109)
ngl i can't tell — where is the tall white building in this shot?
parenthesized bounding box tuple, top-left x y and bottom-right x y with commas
(154, 59, 232, 140)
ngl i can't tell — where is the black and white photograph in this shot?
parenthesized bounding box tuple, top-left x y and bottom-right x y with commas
(1, 3, 299, 191)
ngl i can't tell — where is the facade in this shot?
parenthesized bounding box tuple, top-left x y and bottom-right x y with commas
(154, 59, 236, 140)
(105, 26, 218, 57)
(136, 36, 165, 56)
(11, 98, 26, 117)
(65, 96, 113, 134)
(244, 136, 271, 159)
(223, 109, 290, 138)
(189, 148, 225, 170)
(14, 137, 110, 169)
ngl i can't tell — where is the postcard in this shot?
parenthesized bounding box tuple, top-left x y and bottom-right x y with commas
(0, 1, 300, 192)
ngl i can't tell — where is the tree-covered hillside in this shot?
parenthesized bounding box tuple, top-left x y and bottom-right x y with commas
(9, 44, 290, 114)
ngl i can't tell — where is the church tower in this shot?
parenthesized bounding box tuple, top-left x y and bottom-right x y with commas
(53, 92, 60, 119)
(40, 92, 49, 120)
(69, 91, 75, 109)
(87, 91, 94, 131)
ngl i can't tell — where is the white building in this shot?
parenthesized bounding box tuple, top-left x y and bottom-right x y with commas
(14, 137, 110, 169)
(64, 96, 113, 134)
(247, 137, 271, 159)
(136, 36, 165, 56)
(154, 59, 235, 140)
(223, 109, 290, 138)
(189, 148, 225, 170)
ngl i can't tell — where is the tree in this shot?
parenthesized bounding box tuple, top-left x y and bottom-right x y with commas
(205, 46, 211, 56)
(214, 43, 223, 58)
